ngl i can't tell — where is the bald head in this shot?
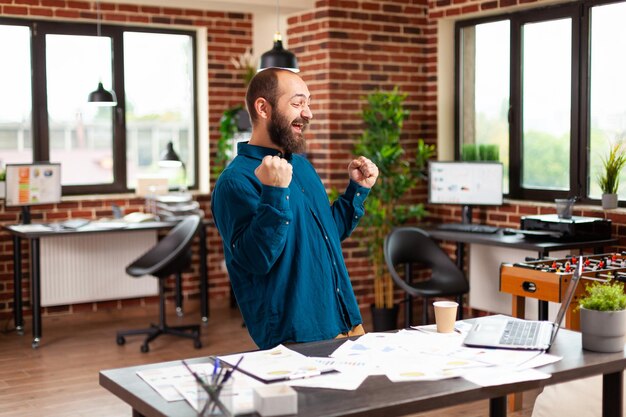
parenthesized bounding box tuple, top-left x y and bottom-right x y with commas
(246, 68, 300, 124)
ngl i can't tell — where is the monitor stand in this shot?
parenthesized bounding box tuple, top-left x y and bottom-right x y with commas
(461, 205, 473, 225)
(21, 206, 31, 225)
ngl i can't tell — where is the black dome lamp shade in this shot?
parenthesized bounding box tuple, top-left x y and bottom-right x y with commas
(88, 81, 117, 106)
(258, 32, 299, 73)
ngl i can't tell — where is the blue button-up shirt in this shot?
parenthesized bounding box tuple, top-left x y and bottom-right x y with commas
(211, 143, 370, 349)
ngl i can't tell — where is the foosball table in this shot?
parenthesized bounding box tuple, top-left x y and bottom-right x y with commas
(500, 252, 626, 331)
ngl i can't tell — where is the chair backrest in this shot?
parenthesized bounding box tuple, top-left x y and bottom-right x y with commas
(126, 215, 201, 279)
(384, 226, 468, 295)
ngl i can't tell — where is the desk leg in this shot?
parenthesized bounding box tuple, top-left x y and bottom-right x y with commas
(603, 371, 623, 417)
(132, 409, 147, 417)
(175, 272, 183, 317)
(490, 396, 507, 417)
(13, 236, 24, 334)
(199, 225, 209, 323)
(538, 301, 549, 321)
(31, 238, 41, 348)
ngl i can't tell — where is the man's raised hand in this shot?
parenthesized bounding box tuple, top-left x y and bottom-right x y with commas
(254, 155, 293, 188)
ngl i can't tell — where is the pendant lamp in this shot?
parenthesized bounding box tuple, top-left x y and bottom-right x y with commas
(87, 0, 117, 106)
(258, 0, 299, 73)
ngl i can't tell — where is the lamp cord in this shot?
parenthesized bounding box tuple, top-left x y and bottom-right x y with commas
(276, 0, 280, 34)
(96, 0, 101, 38)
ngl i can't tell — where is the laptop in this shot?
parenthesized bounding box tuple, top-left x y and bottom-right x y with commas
(463, 256, 583, 351)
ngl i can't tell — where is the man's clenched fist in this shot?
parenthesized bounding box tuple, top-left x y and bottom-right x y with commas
(255, 155, 293, 188)
(348, 156, 379, 189)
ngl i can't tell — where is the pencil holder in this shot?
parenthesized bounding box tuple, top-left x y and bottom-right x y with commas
(197, 374, 234, 417)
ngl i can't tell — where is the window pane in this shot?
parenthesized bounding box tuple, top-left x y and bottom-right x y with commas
(588, 3, 626, 199)
(46, 34, 114, 186)
(124, 32, 195, 190)
(521, 18, 571, 190)
(459, 20, 510, 193)
(0, 25, 33, 166)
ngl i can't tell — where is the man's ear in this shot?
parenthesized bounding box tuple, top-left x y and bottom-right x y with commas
(254, 97, 271, 120)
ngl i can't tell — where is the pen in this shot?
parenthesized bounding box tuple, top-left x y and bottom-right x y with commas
(212, 357, 220, 384)
(221, 356, 244, 385)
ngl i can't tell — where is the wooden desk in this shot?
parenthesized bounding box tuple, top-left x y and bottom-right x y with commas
(425, 227, 617, 320)
(99, 328, 624, 417)
(4, 220, 210, 348)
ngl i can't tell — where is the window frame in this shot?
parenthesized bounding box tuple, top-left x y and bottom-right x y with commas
(454, 0, 622, 204)
(0, 17, 199, 196)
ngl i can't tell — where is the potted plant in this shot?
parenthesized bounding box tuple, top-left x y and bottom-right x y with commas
(578, 277, 626, 352)
(597, 142, 626, 209)
(354, 87, 435, 331)
(212, 48, 256, 182)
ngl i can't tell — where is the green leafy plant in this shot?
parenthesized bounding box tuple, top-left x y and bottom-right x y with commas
(597, 142, 626, 194)
(579, 279, 626, 312)
(354, 87, 435, 309)
(212, 105, 243, 181)
(461, 143, 499, 161)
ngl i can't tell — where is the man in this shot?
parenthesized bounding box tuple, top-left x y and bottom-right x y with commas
(211, 68, 379, 349)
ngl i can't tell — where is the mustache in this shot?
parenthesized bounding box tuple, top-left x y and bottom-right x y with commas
(291, 117, 309, 129)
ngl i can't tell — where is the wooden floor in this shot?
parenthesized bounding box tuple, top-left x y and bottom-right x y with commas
(0, 301, 538, 417)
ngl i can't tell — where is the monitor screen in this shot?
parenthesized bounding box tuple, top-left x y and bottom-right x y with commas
(428, 161, 503, 206)
(5, 163, 62, 207)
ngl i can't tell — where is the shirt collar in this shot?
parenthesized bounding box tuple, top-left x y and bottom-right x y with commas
(237, 142, 293, 161)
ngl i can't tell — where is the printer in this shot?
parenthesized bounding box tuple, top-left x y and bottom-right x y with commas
(520, 214, 612, 241)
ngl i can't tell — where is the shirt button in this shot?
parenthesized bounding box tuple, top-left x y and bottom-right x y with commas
(356, 192, 361, 196)
(336, 288, 340, 293)
(325, 235, 328, 240)
(354, 215, 358, 219)
(301, 188, 305, 193)
(232, 243, 235, 248)
(285, 221, 290, 225)
(286, 195, 289, 200)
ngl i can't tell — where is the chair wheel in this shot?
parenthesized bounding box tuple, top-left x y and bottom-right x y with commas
(116, 336, 126, 346)
(140, 344, 149, 353)
(194, 339, 202, 349)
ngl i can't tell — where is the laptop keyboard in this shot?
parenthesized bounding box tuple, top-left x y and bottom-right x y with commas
(499, 321, 539, 347)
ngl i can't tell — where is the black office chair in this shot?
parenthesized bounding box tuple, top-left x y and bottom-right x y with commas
(116, 215, 202, 353)
(384, 226, 469, 328)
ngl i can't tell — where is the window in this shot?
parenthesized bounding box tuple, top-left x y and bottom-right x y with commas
(456, 0, 626, 203)
(0, 19, 197, 195)
(0, 25, 32, 163)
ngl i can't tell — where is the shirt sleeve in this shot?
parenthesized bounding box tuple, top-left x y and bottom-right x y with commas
(330, 180, 370, 241)
(212, 177, 292, 275)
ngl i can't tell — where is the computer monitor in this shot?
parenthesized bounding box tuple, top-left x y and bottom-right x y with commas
(5, 163, 62, 222)
(429, 161, 503, 222)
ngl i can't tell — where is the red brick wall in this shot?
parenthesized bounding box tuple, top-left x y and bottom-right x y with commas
(0, 0, 251, 318)
(287, 0, 435, 307)
(2, 0, 624, 322)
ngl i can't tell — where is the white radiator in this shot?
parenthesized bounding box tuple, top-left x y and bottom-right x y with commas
(40, 231, 159, 307)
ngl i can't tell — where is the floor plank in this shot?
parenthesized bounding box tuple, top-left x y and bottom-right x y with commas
(0, 301, 537, 416)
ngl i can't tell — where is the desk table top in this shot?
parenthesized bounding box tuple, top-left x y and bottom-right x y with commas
(100, 329, 626, 417)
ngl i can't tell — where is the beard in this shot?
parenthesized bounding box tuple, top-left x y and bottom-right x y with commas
(267, 110, 308, 154)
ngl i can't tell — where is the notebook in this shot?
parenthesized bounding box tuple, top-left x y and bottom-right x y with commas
(463, 256, 583, 351)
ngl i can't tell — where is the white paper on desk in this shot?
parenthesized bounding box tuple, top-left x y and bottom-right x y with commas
(462, 366, 551, 387)
(174, 372, 262, 413)
(288, 371, 368, 390)
(219, 344, 333, 382)
(9, 224, 53, 233)
(383, 352, 489, 382)
(136, 363, 215, 402)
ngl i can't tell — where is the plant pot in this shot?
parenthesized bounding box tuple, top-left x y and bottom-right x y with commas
(601, 193, 618, 210)
(580, 307, 626, 352)
(370, 304, 399, 332)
